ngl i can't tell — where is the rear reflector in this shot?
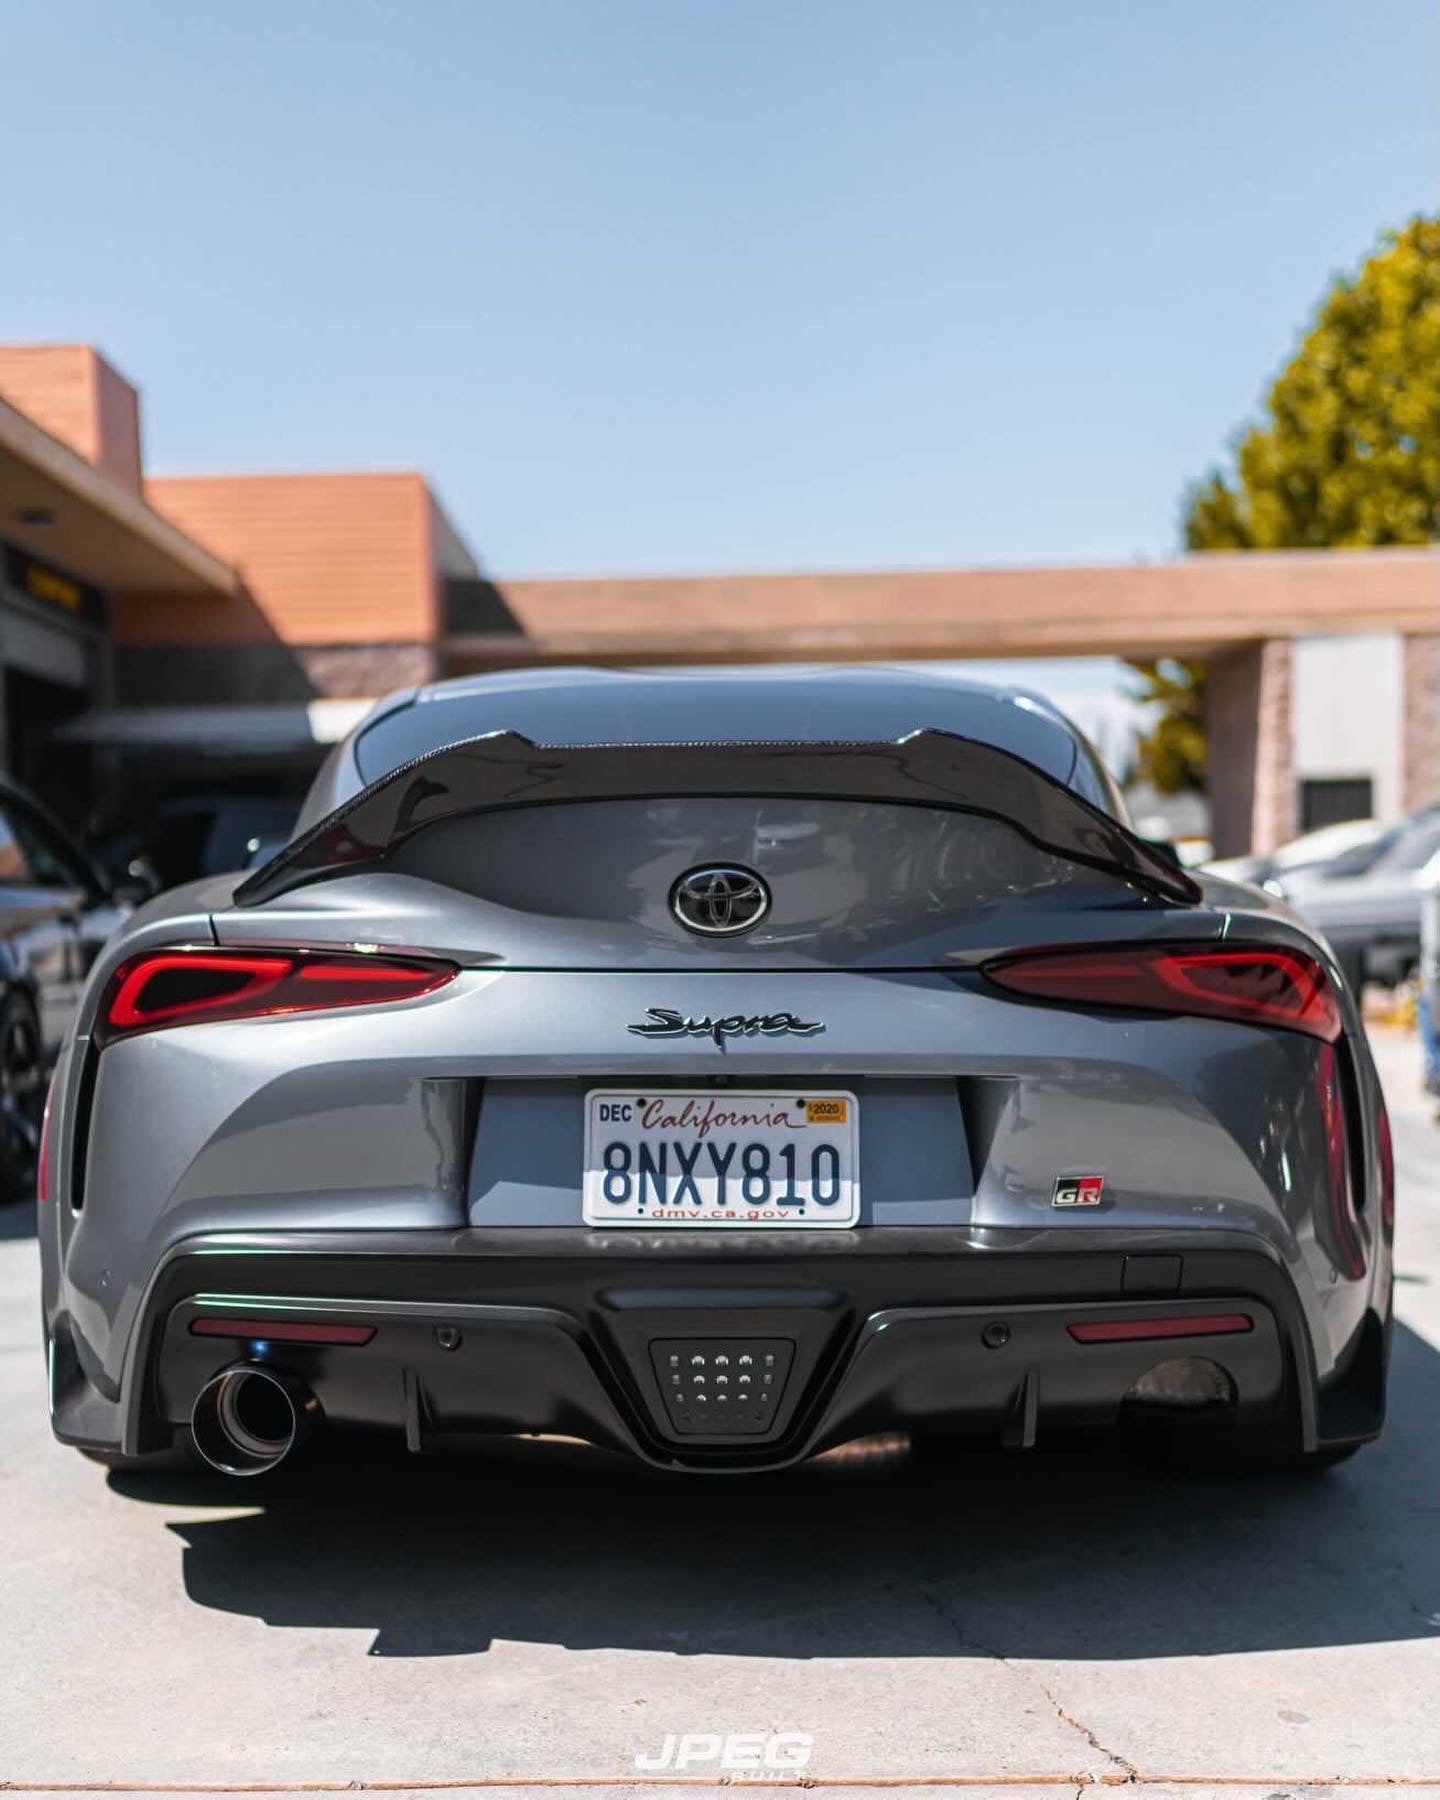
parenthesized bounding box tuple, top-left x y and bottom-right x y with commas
(96, 949, 456, 1046)
(190, 1318, 376, 1346)
(1068, 1313, 1253, 1344)
(984, 944, 1343, 1041)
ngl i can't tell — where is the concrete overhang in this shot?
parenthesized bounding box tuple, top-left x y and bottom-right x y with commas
(0, 394, 238, 596)
(447, 548, 1440, 667)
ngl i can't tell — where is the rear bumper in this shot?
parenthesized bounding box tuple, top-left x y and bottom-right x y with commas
(50, 1227, 1387, 1471)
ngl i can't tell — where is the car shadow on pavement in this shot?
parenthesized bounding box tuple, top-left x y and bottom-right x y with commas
(113, 1319, 1440, 1662)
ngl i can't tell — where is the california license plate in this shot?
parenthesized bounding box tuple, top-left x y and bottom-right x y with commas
(582, 1090, 859, 1228)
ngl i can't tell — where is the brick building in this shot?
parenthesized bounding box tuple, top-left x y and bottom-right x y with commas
(0, 341, 1435, 850)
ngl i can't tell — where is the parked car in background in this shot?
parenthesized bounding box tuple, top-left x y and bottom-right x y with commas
(1203, 817, 1385, 889)
(1272, 805, 1440, 994)
(90, 793, 299, 894)
(0, 777, 140, 1203)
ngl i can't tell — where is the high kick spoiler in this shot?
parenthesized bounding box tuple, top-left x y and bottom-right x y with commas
(235, 729, 1202, 908)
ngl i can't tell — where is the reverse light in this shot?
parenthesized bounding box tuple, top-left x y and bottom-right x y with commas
(983, 944, 1343, 1041)
(95, 948, 456, 1046)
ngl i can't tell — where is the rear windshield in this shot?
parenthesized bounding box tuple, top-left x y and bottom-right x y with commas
(353, 681, 1116, 812)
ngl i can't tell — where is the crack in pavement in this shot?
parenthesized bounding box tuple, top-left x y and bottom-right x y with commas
(917, 1586, 1140, 1783)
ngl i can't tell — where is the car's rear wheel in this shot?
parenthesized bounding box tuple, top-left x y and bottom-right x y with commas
(0, 990, 44, 1205)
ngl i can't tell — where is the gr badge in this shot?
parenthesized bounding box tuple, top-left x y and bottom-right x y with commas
(1053, 1174, 1104, 1207)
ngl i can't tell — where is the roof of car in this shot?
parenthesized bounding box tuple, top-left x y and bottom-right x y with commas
(360, 664, 1098, 793)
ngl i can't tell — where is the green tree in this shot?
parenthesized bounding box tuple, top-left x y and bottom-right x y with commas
(1127, 657, 1207, 794)
(1185, 215, 1440, 550)
(1131, 216, 1440, 795)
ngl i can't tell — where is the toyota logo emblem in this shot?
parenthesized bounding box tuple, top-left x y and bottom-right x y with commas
(670, 865, 771, 936)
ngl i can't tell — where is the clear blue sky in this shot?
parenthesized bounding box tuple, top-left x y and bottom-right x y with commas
(5, 0, 1433, 580)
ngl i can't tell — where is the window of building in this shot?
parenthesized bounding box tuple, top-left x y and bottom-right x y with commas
(1298, 776, 1374, 833)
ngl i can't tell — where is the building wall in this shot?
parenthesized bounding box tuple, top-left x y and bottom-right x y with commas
(1403, 634, 1440, 811)
(298, 643, 436, 697)
(107, 474, 443, 707)
(1251, 638, 1295, 853)
(1291, 633, 1404, 822)
(1206, 646, 1261, 858)
(482, 549, 1440, 664)
(111, 642, 436, 707)
(91, 356, 144, 495)
(125, 473, 437, 647)
(0, 344, 143, 494)
(1207, 639, 1294, 857)
(1208, 632, 1423, 858)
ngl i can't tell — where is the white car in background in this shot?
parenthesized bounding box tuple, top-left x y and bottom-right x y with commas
(1204, 818, 1384, 888)
(1270, 810, 1440, 994)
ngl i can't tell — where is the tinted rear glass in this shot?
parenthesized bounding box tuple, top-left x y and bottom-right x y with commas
(353, 676, 1104, 806)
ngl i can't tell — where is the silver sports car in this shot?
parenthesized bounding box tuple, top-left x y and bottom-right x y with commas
(39, 666, 1393, 1478)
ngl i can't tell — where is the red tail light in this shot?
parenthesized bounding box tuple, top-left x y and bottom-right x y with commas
(984, 944, 1343, 1041)
(95, 949, 456, 1046)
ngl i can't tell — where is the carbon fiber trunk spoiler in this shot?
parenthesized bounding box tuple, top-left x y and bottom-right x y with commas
(234, 729, 1201, 908)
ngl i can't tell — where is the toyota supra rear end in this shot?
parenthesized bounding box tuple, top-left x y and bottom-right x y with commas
(39, 666, 1393, 1478)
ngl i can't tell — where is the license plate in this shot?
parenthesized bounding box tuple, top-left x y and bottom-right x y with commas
(582, 1089, 859, 1228)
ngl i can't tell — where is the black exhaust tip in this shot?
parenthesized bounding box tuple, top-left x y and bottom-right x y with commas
(190, 1363, 320, 1476)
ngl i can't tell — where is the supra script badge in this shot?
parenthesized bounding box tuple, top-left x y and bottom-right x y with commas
(627, 1006, 823, 1048)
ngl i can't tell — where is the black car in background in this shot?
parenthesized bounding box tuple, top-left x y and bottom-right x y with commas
(90, 793, 299, 895)
(0, 779, 140, 1203)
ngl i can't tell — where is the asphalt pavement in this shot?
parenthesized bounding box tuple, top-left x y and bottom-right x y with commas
(1, 1027, 1437, 1798)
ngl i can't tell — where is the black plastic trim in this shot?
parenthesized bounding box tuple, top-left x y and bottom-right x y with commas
(102, 1225, 1356, 1468)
